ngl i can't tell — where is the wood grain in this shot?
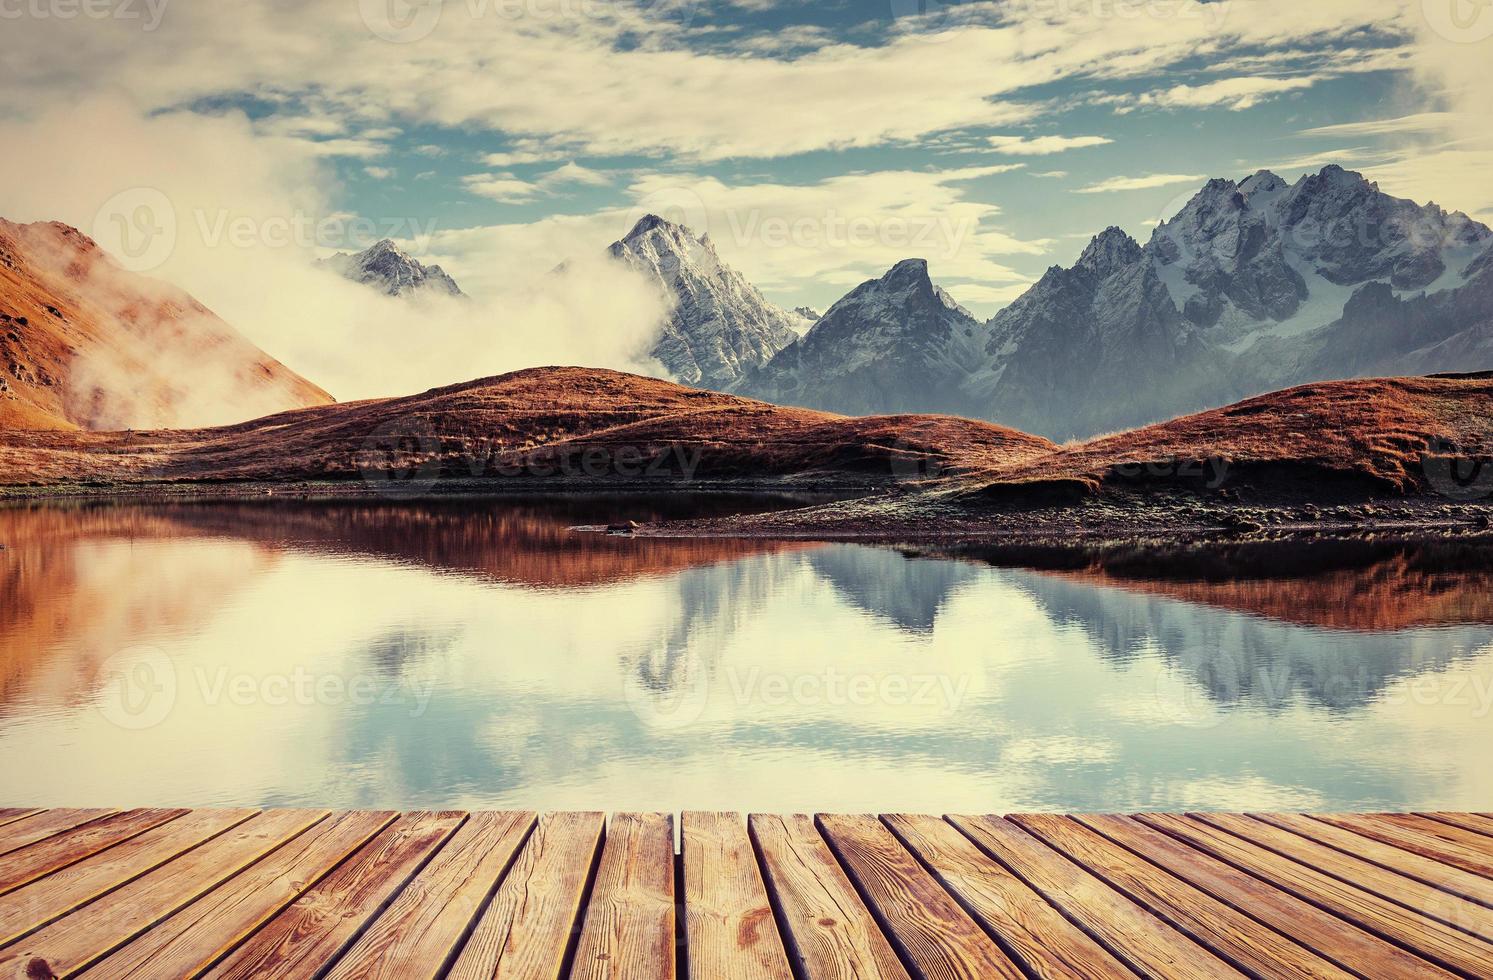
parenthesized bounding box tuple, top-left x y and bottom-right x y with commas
(1255, 812, 1493, 908)
(0, 810, 116, 858)
(680, 812, 792, 980)
(0, 808, 258, 949)
(569, 812, 677, 980)
(1140, 812, 1493, 978)
(1194, 812, 1493, 940)
(84, 811, 395, 979)
(0, 809, 186, 898)
(1313, 813, 1493, 878)
(1012, 813, 1353, 979)
(0, 809, 325, 978)
(1079, 813, 1459, 979)
(322, 810, 536, 980)
(204, 811, 466, 980)
(884, 813, 1124, 980)
(951, 814, 1242, 979)
(448, 811, 605, 980)
(749, 813, 909, 980)
(818, 814, 1022, 980)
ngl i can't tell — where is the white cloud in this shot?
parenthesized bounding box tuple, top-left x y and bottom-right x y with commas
(462, 173, 540, 203)
(986, 135, 1112, 156)
(1133, 75, 1325, 111)
(364, 166, 394, 179)
(539, 162, 614, 189)
(1032, 170, 1069, 179)
(1075, 173, 1207, 194)
(1298, 112, 1461, 138)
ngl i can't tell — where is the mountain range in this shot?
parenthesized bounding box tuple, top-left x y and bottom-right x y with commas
(641, 165, 1491, 440)
(319, 239, 465, 298)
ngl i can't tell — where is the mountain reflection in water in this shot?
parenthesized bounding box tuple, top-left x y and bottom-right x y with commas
(2, 498, 1492, 815)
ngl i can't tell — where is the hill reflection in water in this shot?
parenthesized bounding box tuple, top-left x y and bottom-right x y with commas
(2, 499, 1492, 815)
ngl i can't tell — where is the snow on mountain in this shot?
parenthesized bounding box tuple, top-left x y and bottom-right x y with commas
(734, 258, 992, 415)
(319, 239, 464, 298)
(608, 215, 799, 387)
(975, 165, 1493, 438)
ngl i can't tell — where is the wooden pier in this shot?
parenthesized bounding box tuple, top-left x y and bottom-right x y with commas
(2, 808, 1493, 978)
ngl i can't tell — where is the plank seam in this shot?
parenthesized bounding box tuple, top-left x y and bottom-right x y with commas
(941, 816, 1151, 980)
(1135, 814, 1476, 980)
(1071, 815, 1375, 980)
(187, 812, 402, 980)
(0, 809, 192, 900)
(432, 813, 539, 980)
(746, 818, 811, 980)
(0, 809, 264, 952)
(1418, 813, 1493, 843)
(1191, 812, 1493, 943)
(1010, 815, 1267, 980)
(876, 816, 1043, 980)
(554, 811, 608, 980)
(1251, 814, 1493, 912)
(310, 812, 472, 980)
(813, 815, 936, 980)
(0, 810, 120, 860)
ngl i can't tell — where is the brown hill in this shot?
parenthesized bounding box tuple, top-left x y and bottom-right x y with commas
(0, 219, 332, 431)
(0, 366, 1056, 488)
(969, 374, 1493, 500)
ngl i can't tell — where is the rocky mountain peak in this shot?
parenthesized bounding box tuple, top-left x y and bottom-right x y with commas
(1076, 227, 1143, 278)
(319, 239, 464, 299)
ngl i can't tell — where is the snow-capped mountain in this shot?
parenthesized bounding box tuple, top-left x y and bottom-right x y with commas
(608, 215, 799, 387)
(734, 259, 991, 415)
(727, 166, 1492, 439)
(319, 239, 464, 298)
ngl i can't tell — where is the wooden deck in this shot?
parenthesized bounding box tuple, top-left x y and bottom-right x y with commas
(1, 809, 1492, 978)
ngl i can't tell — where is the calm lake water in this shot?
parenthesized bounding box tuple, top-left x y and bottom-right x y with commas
(4, 496, 1493, 815)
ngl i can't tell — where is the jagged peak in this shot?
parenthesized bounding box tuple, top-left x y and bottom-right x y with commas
(882, 257, 931, 283)
(1239, 170, 1287, 196)
(1076, 226, 1142, 276)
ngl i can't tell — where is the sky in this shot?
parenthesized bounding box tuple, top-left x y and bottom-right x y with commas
(0, 0, 1490, 396)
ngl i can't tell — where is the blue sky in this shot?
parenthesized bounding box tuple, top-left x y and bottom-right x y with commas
(1, 0, 1489, 348)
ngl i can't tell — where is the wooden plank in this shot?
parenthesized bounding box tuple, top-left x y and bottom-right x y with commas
(0, 808, 258, 949)
(1012, 813, 1354, 980)
(0, 810, 43, 830)
(1140, 813, 1493, 978)
(950, 815, 1242, 979)
(324, 810, 535, 980)
(679, 813, 791, 980)
(1313, 813, 1493, 879)
(0, 810, 116, 858)
(203, 811, 465, 980)
(1080, 814, 1459, 980)
(0, 809, 326, 978)
(1422, 812, 1493, 839)
(1255, 812, 1493, 908)
(83, 811, 395, 979)
(448, 811, 606, 980)
(569, 812, 677, 980)
(748, 813, 908, 980)
(884, 813, 1125, 979)
(818, 813, 1022, 980)
(0, 809, 187, 898)
(1196, 812, 1493, 939)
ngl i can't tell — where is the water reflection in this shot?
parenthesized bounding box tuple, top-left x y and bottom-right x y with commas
(2, 499, 1492, 814)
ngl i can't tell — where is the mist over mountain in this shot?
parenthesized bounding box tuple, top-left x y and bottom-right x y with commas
(608, 215, 799, 387)
(319, 239, 465, 299)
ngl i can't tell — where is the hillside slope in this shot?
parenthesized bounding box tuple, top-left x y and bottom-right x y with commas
(0, 366, 1055, 487)
(0, 219, 333, 431)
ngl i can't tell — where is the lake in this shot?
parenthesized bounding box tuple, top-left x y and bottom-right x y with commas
(3, 496, 1493, 815)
